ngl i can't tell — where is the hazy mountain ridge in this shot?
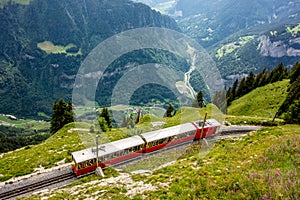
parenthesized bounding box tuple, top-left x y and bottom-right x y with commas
(0, 0, 179, 118)
(213, 23, 300, 78)
(136, 0, 300, 46)
(133, 0, 300, 81)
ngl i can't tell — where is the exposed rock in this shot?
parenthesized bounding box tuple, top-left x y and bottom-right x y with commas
(258, 35, 300, 57)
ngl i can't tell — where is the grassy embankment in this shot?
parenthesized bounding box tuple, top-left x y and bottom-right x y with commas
(20, 124, 300, 199)
(227, 80, 289, 119)
(0, 97, 286, 183)
(0, 105, 222, 182)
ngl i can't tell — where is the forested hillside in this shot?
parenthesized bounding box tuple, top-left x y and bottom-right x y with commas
(0, 0, 179, 118)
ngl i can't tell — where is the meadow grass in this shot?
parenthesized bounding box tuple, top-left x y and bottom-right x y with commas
(138, 125, 300, 199)
(11, 122, 299, 199)
(287, 23, 300, 37)
(0, 0, 31, 8)
(163, 104, 224, 128)
(37, 41, 81, 56)
(0, 123, 84, 182)
(226, 115, 284, 126)
(228, 80, 289, 118)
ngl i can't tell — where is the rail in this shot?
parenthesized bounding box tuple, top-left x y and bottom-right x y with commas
(0, 172, 75, 200)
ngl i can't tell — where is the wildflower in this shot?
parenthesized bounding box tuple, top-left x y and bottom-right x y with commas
(275, 170, 281, 176)
(250, 174, 253, 181)
(262, 194, 268, 200)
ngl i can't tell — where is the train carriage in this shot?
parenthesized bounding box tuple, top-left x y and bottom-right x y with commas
(141, 123, 197, 153)
(192, 119, 221, 139)
(71, 135, 145, 176)
(71, 118, 221, 176)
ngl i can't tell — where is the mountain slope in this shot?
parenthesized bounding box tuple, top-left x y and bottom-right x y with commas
(227, 79, 289, 118)
(134, 0, 300, 80)
(212, 23, 300, 77)
(0, 0, 179, 118)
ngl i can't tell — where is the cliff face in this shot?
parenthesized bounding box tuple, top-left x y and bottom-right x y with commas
(0, 0, 179, 117)
(258, 35, 300, 58)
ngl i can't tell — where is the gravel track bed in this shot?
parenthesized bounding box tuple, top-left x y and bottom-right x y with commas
(0, 167, 76, 199)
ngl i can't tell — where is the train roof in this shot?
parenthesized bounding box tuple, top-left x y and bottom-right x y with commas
(72, 135, 145, 164)
(141, 123, 196, 143)
(193, 118, 221, 129)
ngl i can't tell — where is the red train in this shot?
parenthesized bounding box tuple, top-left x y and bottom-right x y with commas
(71, 119, 221, 176)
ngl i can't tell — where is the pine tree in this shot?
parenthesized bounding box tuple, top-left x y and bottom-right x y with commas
(99, 107, 112, 129)
(98, 117, 108, 132)
(192, 91, 205, 108)
(164, 104, 175, 117)
(278, 76, 300, 116)
(236, 77, 246, 98)
(135, 109, 141, 124)
(231, 79, 238, 100)
(50, 99, 74, 134)
(268, 63, 286, 83)
(245, 71, 255, 92)
(284, 100, 300, 124)
(255, 68, 266, 87)
(212, 88, 226, 113)
(290, 62, 300, 84)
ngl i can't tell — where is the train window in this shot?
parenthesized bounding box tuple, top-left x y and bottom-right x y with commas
(104, 155, 108, 161)
(135, 146, 139, 151)
(87, 159, 93, 166)
(147, 142, 153, 148)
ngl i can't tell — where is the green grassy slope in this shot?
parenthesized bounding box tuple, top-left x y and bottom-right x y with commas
(21, 124, 300, 199)
(0, 123, 83, 182)
(227, 80, 289, 118)
(0, 105, 223, 182)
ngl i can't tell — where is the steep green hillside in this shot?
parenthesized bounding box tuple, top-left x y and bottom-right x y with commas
(0, 123, 83, 181)
(20, 125, 300, 199)
(227, 80, 289, 118)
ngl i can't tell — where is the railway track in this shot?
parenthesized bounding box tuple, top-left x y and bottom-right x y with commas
(0, 172, 75, 200)
(0, 125, 260, 199)
(113, 125, 261, 168)
(221, 126, 261, 135)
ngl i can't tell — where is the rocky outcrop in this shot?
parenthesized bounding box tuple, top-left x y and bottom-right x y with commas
(258, 35, 300, 58)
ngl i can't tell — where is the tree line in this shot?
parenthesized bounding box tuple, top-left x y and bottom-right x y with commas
(213, 62, 300, 124)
